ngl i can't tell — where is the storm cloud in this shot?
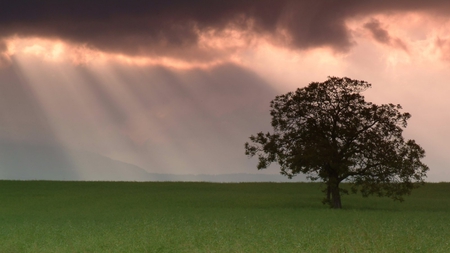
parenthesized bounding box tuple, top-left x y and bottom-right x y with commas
(1, 0, 449, 60)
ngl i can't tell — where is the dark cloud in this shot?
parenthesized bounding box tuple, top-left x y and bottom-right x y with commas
(364, 19, 409, 52)
(0, 0, 448, 59)
(364, 19, 391, 44)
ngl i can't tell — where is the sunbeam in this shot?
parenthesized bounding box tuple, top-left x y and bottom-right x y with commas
(1, 8, 450, 181)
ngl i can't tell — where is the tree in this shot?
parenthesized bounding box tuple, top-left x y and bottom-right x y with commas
(245, 77, 428, 209)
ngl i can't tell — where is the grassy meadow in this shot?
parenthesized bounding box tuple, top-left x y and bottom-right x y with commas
(1, 181, 449, 252)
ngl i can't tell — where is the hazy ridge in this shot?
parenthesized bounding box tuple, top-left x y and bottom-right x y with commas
(0, 142, 306, 182)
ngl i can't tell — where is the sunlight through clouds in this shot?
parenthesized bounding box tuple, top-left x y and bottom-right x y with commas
(2, 7, 450, 181)
(5, 42, 274, 176)
(10, 53, 157, 176)
(11, 53, 83, 178)
(85, 63, 173, 166)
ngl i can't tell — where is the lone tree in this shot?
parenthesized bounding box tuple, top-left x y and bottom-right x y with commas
(245, 77, 428, 209)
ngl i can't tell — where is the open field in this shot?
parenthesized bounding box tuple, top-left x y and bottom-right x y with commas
(1, 181, 449, 252)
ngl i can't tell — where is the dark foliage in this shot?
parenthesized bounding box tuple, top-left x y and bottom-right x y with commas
(245, 77, 429, 208)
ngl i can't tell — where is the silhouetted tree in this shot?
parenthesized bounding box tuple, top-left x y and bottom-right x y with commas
(245, 77, 428, 209)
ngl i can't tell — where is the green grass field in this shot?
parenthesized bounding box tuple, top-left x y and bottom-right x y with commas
(1, 181, 449, 252)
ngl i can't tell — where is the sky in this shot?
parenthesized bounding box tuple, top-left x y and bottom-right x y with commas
(0, 0, 449, 181)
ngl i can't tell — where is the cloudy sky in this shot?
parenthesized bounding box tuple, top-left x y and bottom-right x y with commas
(0, 0, 449, 181)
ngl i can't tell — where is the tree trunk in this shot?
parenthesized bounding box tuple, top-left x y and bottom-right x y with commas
(330, 183, 342, 209)
(326, 184, 331, 203)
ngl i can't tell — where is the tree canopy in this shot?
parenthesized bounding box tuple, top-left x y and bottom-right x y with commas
(245, 77, 429, 209)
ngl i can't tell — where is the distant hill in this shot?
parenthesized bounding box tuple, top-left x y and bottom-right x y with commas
(0, 142, 150, 181)
(0, 142, 307, 182)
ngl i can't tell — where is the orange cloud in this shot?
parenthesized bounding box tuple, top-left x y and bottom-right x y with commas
(11, 0, 450, 62)
(0, 40, 11, 67)
(5, 36, 238, 69)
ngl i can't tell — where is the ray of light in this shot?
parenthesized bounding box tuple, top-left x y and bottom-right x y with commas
(83, 62, 225, 173)
(7, 39, 264, 176)
(11, 53, 85, 179)
(3, 11, 450, 181)
(10, 49, 162, 178)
